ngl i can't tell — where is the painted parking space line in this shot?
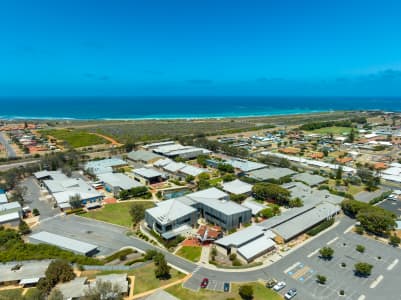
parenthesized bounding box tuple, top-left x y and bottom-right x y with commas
(387, 258, 399, 270)
(370, 275, 384, 289)
(284, 262, 300, 274)
(307, 249, 320, 258)
(344, 225, 353, 234)
(358, 295, 366, 300)
(327, 237, 338, 245)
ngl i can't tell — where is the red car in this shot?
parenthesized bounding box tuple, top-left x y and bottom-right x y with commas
(200, 278, 209, 288)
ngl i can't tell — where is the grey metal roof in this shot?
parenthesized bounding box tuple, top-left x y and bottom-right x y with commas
(273, 203, 340, 241)
(0, 260, 52, 283)
(215, 225, 265, 248)
(247, 167, 297, 181)
(146, 199, 197, 225)
(127, 150, 163, 162)
(258, 204, 315, 229)
(144, 289, 180, 300)
(98, 172, 143, 190)
(237, 235, 276, 261)
(221, 179, 253, 195)
(29, 231, 98, 255)
(188, 188, 250, 215)
(283, 182, 343, 206)
(226, 158, 266, 172)
(133, 167, 164, 179)
(85, 158, 127, 175)
(57, 277, 88, 299)
(292, 173, 327, 186)
(242, 198, 267, 215)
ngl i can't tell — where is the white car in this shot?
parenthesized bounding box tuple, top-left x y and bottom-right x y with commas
(273, 281, 286, 291)
(285, 288, 297, 299)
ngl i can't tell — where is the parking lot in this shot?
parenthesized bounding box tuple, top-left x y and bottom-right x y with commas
(183, 267, 227, 292)
(270, 230, 401, 300)
(21, 177, 60, 219)
(378, 198, 401, 218)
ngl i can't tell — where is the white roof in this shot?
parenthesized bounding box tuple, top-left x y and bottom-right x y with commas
(30, 231, 98, 255)
(261, 151, 355, 173)
(226, 158, 266, 172)
(98, 173, 143, 190)
(179, 165, 207, 177)
(85, 158, 127, 175)
(215, 225, 265, 248)
(33, 170, 68, 180)
(0, 201, 21, 212)
(0, 212, 20, 224)
(133, 167, 164, 179)
(53, 190, 102, 205)
(57, 277, 87, 299)
(0, 260, 51, 283)
(146, 199, 197, 225)
(0, 194, 8, 204)
(242, 199, 267, 215)
(188, 188, 250, 215)
(273, 203, 340, 241)
(237, 235, 276, 260)
(365, 133, 379, 139)
(163, 162, 186, 173)
(153, 158, 173, 167)
(221, 179, 253, 195)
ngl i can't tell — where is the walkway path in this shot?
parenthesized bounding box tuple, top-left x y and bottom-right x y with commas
(199, 246, 210, 265)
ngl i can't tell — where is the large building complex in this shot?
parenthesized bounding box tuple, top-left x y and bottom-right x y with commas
(145, 188, 252, 239)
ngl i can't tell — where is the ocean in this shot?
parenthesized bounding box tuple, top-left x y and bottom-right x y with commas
(0, 97, 400, 120)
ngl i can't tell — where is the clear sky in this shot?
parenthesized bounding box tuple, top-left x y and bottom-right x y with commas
(1, 0, 401, 96)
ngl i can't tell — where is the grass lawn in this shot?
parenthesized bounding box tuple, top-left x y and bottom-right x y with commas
(40, 129, 110, 148)
(82, 201, 154, 227)
(0, 288, 23, 299)
(131, 263, 185, 294)
(209, 177, 222, 186)
(176, 246, 202, 262)
(166, 282, 282, 300)
(308, 126, 352, 135)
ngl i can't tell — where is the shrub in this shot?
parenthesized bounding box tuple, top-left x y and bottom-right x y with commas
(354, 262, 373, 277)
(229, 253, 237, 261)
(389, 235, 401, 247)
(32, 208, 40, 216)
(319, 247, 334, 260)
(356, 245, 365, 253)
(232, 259, 242, 266)
(238, 285, 253, 300)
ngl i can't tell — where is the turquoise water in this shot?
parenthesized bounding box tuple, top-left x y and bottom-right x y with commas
(0, 96, 399, 120)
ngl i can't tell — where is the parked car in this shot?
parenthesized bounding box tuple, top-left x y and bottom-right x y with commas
(284, 288, 297, 299)
(273, 281, 286, 291)
(266, 279, 278, 288)
(224, 282, 230, 292)
(200, 278, 209, 288)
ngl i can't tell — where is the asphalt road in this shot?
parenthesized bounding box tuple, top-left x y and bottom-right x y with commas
(33, 214, 401, 299)
(0, 132, 16, 158)
(0, 159, 39, 172)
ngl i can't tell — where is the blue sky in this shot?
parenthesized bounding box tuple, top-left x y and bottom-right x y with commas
(1, 0, 401, 96)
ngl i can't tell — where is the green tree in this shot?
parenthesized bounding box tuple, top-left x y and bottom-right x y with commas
(258, 208, 274, 219)
(154, 253, 170, 279)
(230, 194, 247, 203)
(319, 247, 334, 260)
(356, 207, 396, 235)
(222, 174, 236, 182)
(32, 208, 40, 216)
(196, 155, 209, 167)
(19, 220, 31, 235)
(238, 285, 254, 300)
(185, 175, 195, 183)
(289, 197, 303, 208)
(69, 194, 82, 209)
(198, 172, 211, 181)
(252, 183, 291, 205)
(354, 262, 373, 277)
(38, 260, 76, 294)
(129, 203, 146, 225)
(217, 163, 235, 174)
(82, 279, 123, 300)
(316, 274, 327, 285)
(48, 288, 64, 300)
(389, 235, 401, 247)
